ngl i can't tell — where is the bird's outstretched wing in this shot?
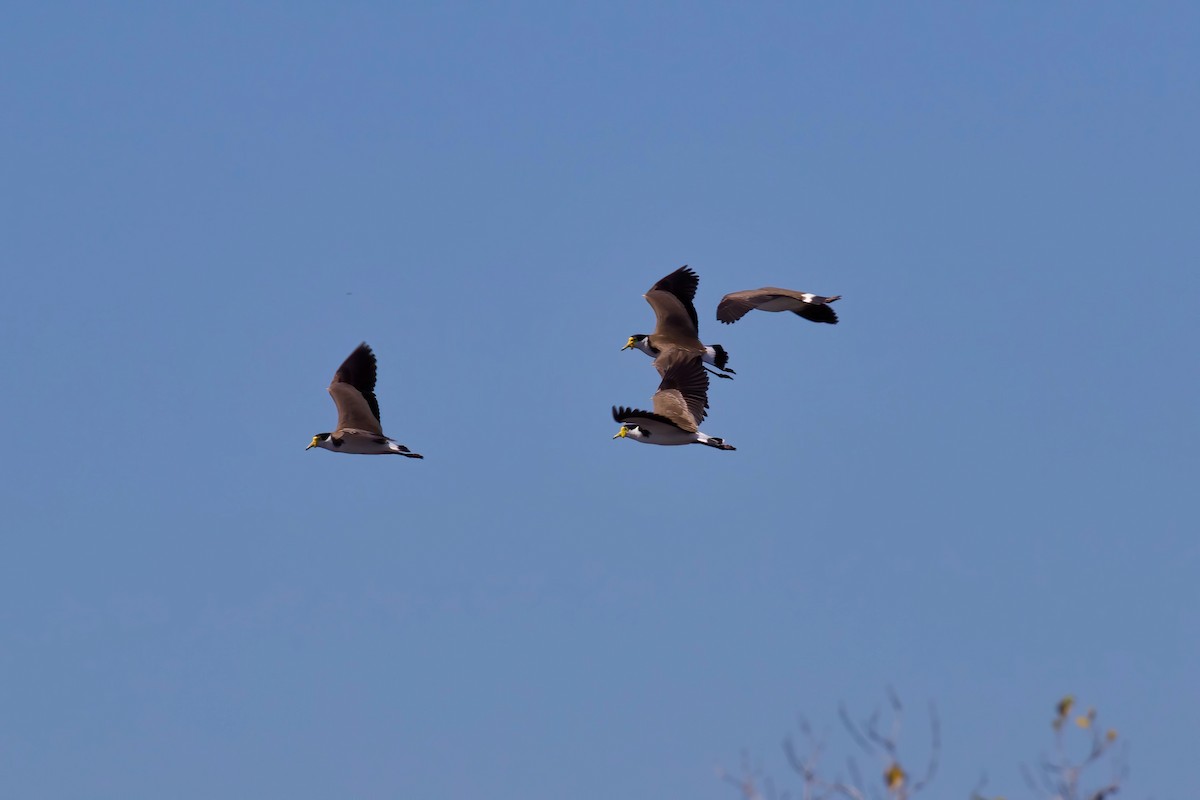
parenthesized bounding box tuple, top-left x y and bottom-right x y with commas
(648, 265, 700, 332)
(715, 290, 761, 324)
(329, 342, 384, 434)
(612, 405, 685, 430)
(652, 351, 709, 429)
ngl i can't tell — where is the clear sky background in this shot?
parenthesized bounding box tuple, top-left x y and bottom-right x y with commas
(2, 4, 1197, 798)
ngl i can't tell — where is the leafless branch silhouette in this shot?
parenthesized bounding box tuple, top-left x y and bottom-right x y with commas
(722, 694, 1127, 800)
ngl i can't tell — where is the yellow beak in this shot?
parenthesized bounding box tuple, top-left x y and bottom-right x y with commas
(613, 426, 629, 439)
(621, 337, 636, 351)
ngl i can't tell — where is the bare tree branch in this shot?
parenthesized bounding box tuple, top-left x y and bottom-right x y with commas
(909, 702, 939, 793)
(838, 703, 874, 756)
(721, 694, 1126, 800)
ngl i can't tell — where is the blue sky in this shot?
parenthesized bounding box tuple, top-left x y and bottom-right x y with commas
(2, 3, 1197, 798)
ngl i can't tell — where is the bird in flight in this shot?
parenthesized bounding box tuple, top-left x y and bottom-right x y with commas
(716, 287, 842, 325)
(307, 342, 423, 458)
(612, 350, 735, 451)
(624, 265, 735, 379)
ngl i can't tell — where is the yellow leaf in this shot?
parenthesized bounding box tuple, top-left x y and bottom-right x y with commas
(884, 762, 906, 790)
(1056, 695, 1075, 718)
(1106, 729, 1118, 742)
(1075, 715, 1092, 729)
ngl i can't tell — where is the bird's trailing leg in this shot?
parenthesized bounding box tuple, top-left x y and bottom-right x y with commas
(704, 365, 735, 380)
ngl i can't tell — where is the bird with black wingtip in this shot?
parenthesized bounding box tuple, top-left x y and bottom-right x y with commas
(612, 348, 735, 450)
(307, 342, 424, 458)
(613, 267, 736, 451)
(622, 265, 735, 379)
(716, 286, 842, 325)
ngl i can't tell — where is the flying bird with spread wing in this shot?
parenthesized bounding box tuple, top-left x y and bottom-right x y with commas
(612, 348, 735, 451)
(716, 287, 842, 325)
(623, 265, 735, 379)
(307, 342, 423, 458)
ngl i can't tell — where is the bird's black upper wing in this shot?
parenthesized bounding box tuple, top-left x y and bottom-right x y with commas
(649, 265, 700, 333)
(330, 342, 383, 430)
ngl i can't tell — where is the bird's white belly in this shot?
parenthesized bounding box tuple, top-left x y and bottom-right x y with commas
(332, 432, 399, 454)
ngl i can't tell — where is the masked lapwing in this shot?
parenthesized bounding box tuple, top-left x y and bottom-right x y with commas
(307, 342, 424, 458)
(623, 265, 735, 379)
(612, 350, 736, 450)
(716, 287, 842, 325)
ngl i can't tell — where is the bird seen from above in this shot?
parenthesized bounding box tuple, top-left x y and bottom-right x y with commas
(612, 350, 736, 451)
(307, 342, 424, 458)
(716, 287, 842, 325)
(623, 265, 735, 379)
